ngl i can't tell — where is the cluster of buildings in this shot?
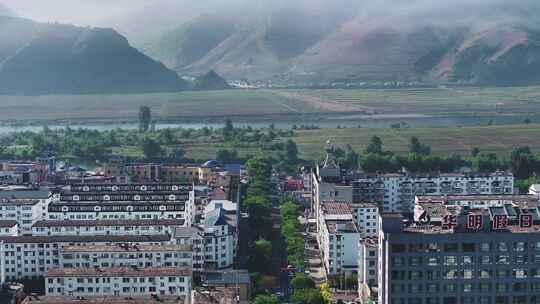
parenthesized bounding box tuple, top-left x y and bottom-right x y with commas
(0, 158, 248, 304)
(309, 157, 540, 304)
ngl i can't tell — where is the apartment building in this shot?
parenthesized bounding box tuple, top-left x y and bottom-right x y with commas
(350, 202, 379, 238)
(48, 183, 194, 226)
(353, 172, 514, 213)
(60, 243, 192, 269)
(0, 199, 48, 234)
(317, 202, 360, 276)
(0, 221, 18, 236)
(378, 198, 540, 304)
(45, 267, 192, 297)
(358, 237, 378, 299)
(31, 219, 184, 236)
(199, 207, 237, 269)
(0, 234, 171, 281)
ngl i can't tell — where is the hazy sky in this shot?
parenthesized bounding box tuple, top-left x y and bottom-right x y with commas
(1, 0, 152, 26)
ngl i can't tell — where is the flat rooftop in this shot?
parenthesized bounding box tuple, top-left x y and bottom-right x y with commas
(22, 296, 186, 304)
(0, 234, 171, 244)
(325, 219, 358, 233)
(32, 219, 185, 228)
(62, 244, 192, 253)
(45, 267, 192, 278)
(417, 194, 538, 203)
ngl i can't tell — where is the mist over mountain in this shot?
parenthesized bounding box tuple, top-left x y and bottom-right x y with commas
(0, 16, 187, 95)
(0, 3, 15, 17)
(118, 0, 540, 84)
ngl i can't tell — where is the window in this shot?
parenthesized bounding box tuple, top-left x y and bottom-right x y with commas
(496, 255, 510, 265)
(462, 284, 473, 293)
(444, 256, 457, 266)
(481, 256, 491, 264)
(479, 269, 491, 279)
(391, 244, 406, 253)
(498, 242, 508, 252)
(462, 243, 475, 252)
(463, 270, 473, 279)
(444, 243, 458, 252)
(462, 256, 473, 265)
(513, 269, 527, 279)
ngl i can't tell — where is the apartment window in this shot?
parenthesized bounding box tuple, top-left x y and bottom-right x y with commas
(444, 256, 457, 266)
(513, 269, 527, 279)
(462, 283, 473, 293)
(426, 283, 439, 293)
(391, 257, 404, 267)
(496, 270, 509, 279)
(479, 283, 491, 292)
(514, 242, 526, 252)
(426, 271, 439, 280)
(496, 283, 508, 293)
(479, 269, 491, 279)
(444, 270, 459, 279)
(392, 244, 406, 253)
(481, 256, 491, 265)
(462, 243, 475, 252)
(496, 255, 510, 265)
(444, 243, 458, 252)
(427, 257, 439, 266)
(498, 242, 508, 252)
(409, 257, 422, 267)
(462, 256, 473, 265)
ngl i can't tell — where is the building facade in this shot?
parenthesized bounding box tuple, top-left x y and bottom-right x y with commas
(378, 198, 540, 304)
(0, 199, 47, 234)
(31, 219, 184, 236)
(353, 172, 514, 213)
(45, 267, 191, 297)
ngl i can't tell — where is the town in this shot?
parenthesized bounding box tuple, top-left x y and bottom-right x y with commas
(0, 137, 537, 304)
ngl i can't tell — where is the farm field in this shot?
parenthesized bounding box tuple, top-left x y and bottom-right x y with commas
(1, 86, 540, 123)
(111, 124, 540, 161)
(292, 86, 540, 116)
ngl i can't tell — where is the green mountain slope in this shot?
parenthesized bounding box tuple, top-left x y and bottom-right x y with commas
(0, 16, 187, 95)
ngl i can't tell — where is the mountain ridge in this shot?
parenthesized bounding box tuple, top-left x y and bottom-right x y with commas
(0, 15, 187, 95)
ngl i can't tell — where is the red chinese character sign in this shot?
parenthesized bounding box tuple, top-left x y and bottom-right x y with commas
(520, 214, 533, 228)
(492, 215, 508, 230)
(466, 214, 483, 230)
(442, 215, 458, 230)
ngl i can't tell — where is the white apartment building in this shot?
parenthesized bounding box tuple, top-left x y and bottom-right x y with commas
(350, 203, 379, 238)
(45, 267, 192, 298)
(358, 237, 378, 297)
(49, 183, 195, 226)
(60, 243, 192, 269)
(31, 219, 184, 236)
(0, 199, 48, 234)
(317, 202, 360, 276)
(199, 207, 237, 269)
(353, 172, 514, 213)
(0, 221, 18, 236)
(0, 234, 172, 281)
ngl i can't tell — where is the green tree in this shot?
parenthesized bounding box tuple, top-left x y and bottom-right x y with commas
(141, 137, 163, 160)
(138, 106, 152, 132)
(473, 152, 504, 172)
(291, 274, 316, 290)
(291, 289, 325, 304)
(286, 139, 299, 163)
(253, 294, 279, 304)
(167, 146, 185, 162)
(160, 128, 175, 145)
(343, 144, 360, 170)
(249, 238, 273, 273)
(511, 146, 535, 179)
(409, 136, 431, 156)
(364, 135, 383, 154)
(216, 149, 239, 164)
(223, 119, 234, 139)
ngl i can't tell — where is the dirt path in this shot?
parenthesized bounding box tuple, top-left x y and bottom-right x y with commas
(268, 90, 375, 113)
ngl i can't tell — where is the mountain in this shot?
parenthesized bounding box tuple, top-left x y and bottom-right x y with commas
(0, 16, 187, 95)
(131, 0, 540, 84)
(194, 70, 230, 90)
(0, 3, 15, 17)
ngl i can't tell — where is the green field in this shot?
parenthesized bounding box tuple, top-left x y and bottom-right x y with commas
(109, 124, 540, 161)
(294, 86, 540, 116)
(1, 86, 540, 123)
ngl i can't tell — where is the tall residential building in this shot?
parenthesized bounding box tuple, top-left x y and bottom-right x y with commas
(317, 202, 360, 276)
(378, 195, 540, 304)
(0, 199, 48, 235)
(353, 172, 514, 213)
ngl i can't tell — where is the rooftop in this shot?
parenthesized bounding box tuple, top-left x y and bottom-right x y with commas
(22, 296, 186, 304)
(62, 243, 192, 253)
(322, 202, 352, 215)
(32, 219, 185, 228)
(45, 267, 192, 278)
(325, 219, 358, 233)
(416, 194, 538, 203)
(202, 271, 251, 285)
(0, 234, 171, 244)
(0, 220, 17, 228)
